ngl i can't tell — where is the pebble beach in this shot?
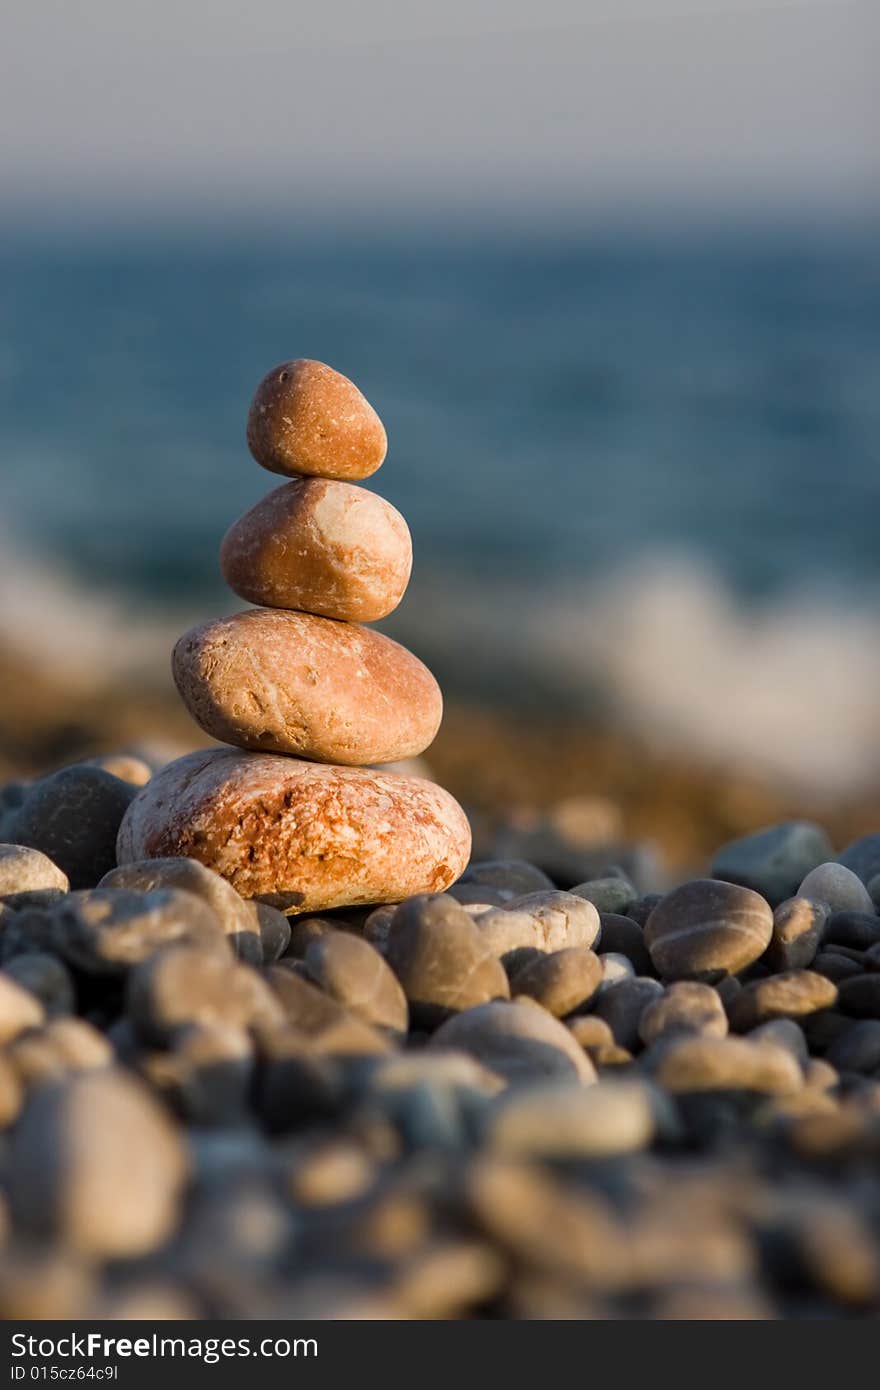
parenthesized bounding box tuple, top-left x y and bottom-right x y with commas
(1, 360, 880, 1321)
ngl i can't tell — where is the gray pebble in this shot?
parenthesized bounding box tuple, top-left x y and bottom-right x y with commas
(837, 975, 880, 1019)
(711, 821, 832, 905)
(428, 1001, 596, 1084)
(798, 863, 874, 916)
(7, 1068, 188, 1256)
(253, 901, 291, 962)
(823, 911, 880, 952)
(645, 879, 773, 980)
(813, 950, 864, 983)
(460, 860, 554, 898)
(508, 947, 602, 1018)
(570, 875, 637, 916)
(385, 895, 509, 1027)
(597, 914, 653, 973)
(826, 1020, 880, 1075)
(5, 766, 137, 888)
(591, 976, 663, 1051)
(471, 891, 600, 958)
(304, 932, 408, 1033)
(838, 834, 880, 885)
(748, 1018, 809, 1066)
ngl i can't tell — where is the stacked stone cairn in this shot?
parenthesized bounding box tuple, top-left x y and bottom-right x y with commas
(119, 359, 471, 913)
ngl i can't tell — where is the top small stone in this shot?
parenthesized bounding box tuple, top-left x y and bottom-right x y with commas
(246, 359, 387, 481)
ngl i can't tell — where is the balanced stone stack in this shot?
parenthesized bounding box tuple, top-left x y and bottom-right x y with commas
(117, 360, 471, 912)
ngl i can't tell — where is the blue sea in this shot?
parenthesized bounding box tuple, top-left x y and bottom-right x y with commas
(1, 222, 879, 789)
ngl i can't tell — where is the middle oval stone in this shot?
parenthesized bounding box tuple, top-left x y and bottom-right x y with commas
(219, 479, 412, 622)
(172, 608, 443, 765)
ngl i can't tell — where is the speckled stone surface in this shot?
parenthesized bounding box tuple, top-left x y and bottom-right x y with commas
(116, 747, 471, 913)
(246, 359, 387, 481)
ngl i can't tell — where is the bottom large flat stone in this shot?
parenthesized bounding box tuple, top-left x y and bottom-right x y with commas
(116, 747, 471, 913)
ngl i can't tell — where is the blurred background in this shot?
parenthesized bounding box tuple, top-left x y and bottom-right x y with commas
(1, 1, 878, 875)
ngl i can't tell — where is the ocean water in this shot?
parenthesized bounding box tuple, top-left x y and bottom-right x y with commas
(1, 224, 879, 789)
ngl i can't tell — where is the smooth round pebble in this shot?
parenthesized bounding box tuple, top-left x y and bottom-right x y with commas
(173, 608, 442, 765)
(0, 845, 68, 909)
(797, 863, 874, 916)
(5, 767, 137, 889)
(428, 1001, 597, 1085)
(567, 1015, 616, 1052)
(826, 1020, 880, 1074)
(596, 914, 653, 974)
(459, 861, 555, 898)
(471, 892, 599, 958)
(220, 478, 411, 622)
(647, 1035, 803, 1095)
(598, 952, 636, 989)
(638, 982, 728, 1045)
(838, 834, 880, 886)
(571, 875, 637, 916)
(727, 971, 838, 1033)
(304, 931, 408, 1033)
(645, 879, 773, 980)
(117, 748, 470, 913)
(591, 977, 663, 1052)
(7, 1069, 188, 1256)
(384, 895, 509, 1028)
(485, 1079, 655, 1159)
(823, 911, 880, 952)
(711, 821, 832, 905)
(253, 902, 291, 962)
(247, 359, 387, 481)
(508, 947, 602, 1018)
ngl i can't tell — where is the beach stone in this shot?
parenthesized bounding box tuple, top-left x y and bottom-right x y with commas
(100, 857, 262, 960)
(598, 952, 635, 989)
(647, 1035, 803, 1095)
(767, 896, 828, 970)
(826, 1020, 880, 1074)
(591, 976, 663, 1051)
(485, 1078, 655, 1159)
(128, 943, 286, 1045)
(1, 953, 75, 1016)
(384, 894, 508, 1027)
(823, 911, 880, 951)
(286, 916, 340, 958)
(508, 947, 602, 1017)
(117, 747, 470, 913)
(428, 1000, 596, 1084)
(14, 887, 226, 976)
(7, 1069, 188, 1257)
(838, 834, 880, 885)
(727, 970, 838, 1033)
(571, 874, 637, 916)
(0, 845, 68, 909)
(638, 981, 728, 1045)
(597, 914, 653, 974)
(797, 863, 874, 916)
(447, 884, 510, 908)
(837, 975, 880, 1019)
(220, 478, 411, 622)
(470, 891, 600, 958)
(253, 901, 291, 962)
(304, 931, 408, 1033)
(173, 608, 442, 765)
(0, 972, 45, 1043)
(8, 1018, 112, 1087)
(813, 950, 864, 984)
(459, 860, 554, 899)
(711, 821, 832, 905)
(247, 358, 387, 481)
(645, 879, 773, 980)
(802, 1008, 852, 1053)
(5, 767, 137, 889)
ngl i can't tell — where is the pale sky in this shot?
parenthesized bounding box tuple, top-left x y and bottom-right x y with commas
(1, 1, 876, 222)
